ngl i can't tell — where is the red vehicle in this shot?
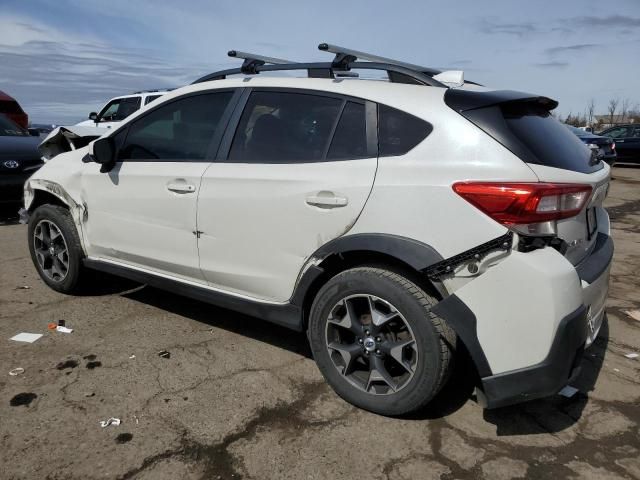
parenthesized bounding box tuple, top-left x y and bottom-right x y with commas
(0, 90, 28, 129)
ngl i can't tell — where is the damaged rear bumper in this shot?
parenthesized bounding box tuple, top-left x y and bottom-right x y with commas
(432, 232, 613, 409)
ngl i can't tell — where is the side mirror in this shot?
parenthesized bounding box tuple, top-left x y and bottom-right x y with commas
(90, 137, 116, 172)
(28, 128, 40, 136)
(89, 112, 98, 121)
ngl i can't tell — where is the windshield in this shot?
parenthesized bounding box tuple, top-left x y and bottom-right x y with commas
(0, 114, 29, 137)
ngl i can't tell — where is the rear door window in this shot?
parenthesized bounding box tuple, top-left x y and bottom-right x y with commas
(118, 92, 233, 161)
(601, 126, 630, 138)
(327, 101, 368, 160)
(378, 104, 433, 157)
(228, 91, 343, 163)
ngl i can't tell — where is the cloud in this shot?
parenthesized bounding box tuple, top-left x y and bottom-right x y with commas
(0, 15, 218, 124)
(478, 19, 539, 36)
(535, 61, 569, 68)
(545, 43, 600, 55)
(571, 15, 640, 28)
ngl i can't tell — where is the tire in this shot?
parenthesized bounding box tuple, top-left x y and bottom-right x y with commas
(308, 267, 455, 416)
(28, 204, 87, 294)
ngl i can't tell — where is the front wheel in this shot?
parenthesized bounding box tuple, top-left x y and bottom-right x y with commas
(308, 267, 455, 416)
(28, 204, 87, 294)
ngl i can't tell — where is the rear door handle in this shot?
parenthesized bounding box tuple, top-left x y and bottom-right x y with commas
(167, 182, 196, 194)
(306, 192, 348, 208)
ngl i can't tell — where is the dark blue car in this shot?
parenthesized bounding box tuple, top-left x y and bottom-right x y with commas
(565, 124, 616, 167)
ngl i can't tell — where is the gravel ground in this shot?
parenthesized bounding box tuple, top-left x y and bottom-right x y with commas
(1, 167, 639, 480)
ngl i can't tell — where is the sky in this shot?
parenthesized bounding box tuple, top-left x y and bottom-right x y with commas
(1, 0, 639, 124)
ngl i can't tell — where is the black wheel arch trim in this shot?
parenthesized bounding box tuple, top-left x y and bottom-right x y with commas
(289, 233, 445, 308)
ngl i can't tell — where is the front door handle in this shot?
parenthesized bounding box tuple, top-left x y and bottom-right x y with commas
(306, 191, 348, 208)
(167, 182, 196, 194)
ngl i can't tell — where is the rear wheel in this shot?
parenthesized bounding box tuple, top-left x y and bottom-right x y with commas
(28, 204, 87, 294)
(308, 267, 455, 416)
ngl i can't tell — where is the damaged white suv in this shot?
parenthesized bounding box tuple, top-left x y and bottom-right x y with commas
(23, 45, 612, 415)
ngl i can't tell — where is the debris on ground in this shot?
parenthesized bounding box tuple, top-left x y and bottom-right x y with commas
(47, 323, 57, 330)
(10, 333, 43, 343)
(56, 326, 73, 334)
(10, 392, 37, 407)
(99, 418, 121, 428)
(14, 285, 31, 290)
(129, 354, 136, 359)
(84, 392, 95, 398)
(9, 368, 25, 376)
(158, 350, 171, 359)
(624, 310, 640, 322)
(624, 353, 639, 359)
(558, 385, 579, 398)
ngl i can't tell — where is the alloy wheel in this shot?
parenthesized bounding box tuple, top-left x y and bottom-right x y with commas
(33, 220, 69, 282)
(325, 294, 418, 395)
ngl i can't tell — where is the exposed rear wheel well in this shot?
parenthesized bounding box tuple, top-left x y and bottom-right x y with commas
(300, 250, 446, 332)
(29, 190, 69, 213)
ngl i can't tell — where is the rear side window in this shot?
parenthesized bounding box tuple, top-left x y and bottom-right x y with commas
(145, 95, 162, 105)
(118, 92, 233, 161)
(228, 91, 342, 163)
(378, 104, 432, 157)
(327, 101, 368, 160)
(500, 103, 600, 173)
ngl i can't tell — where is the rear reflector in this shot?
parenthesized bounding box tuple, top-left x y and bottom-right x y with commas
(452, 182, 592, 225)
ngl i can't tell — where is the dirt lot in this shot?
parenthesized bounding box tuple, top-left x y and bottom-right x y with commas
(1, 167, 639, 480)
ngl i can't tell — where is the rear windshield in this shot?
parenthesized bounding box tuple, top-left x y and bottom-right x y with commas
(501, 103, 599, 173)
(450, 95, 603, 174)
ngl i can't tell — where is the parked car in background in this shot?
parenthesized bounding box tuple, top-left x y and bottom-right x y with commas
(0, 90, 28, 129)
(0, 114, 42, 204)
(76, 89, 172, 130)
(565, 124, 616, 166)
(29, 124, 57, 135)
(598, 124, 640, 164)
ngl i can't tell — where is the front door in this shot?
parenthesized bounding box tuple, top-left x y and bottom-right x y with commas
(197, 89, 378, 302)
(82, 90, 236, 282)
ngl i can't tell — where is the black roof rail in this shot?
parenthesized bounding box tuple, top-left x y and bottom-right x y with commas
(191, 45, 448, 88)
(317, 43, 441, 77)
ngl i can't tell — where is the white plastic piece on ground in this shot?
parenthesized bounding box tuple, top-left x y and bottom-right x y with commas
(10, 333, 43, 343)
(9, 368, 25, 376)
(56, 326, 73, 333)
(624, 353, 639, 359)
(99, 418, 121, 428)
(433, 70, 464, 87)
(624, 310, 640, 322)
(558, 385, 579, 398)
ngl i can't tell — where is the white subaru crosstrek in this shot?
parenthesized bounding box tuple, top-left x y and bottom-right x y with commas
(22, 45, 612, 415)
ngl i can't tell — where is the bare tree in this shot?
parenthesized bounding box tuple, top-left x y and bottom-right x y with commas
(620, 98, 631, 123)
(586, 98, 595, 127)
(607, 98, 619, 126)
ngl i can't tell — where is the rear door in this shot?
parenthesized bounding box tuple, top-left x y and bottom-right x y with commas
(197, 88, 378, 302)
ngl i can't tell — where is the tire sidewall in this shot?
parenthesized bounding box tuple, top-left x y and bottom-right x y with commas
(309, 268, 445, 416)
(28, 205, 83, 293)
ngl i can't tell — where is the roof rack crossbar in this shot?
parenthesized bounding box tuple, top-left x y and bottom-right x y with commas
(317, 43, 442, 77)
(227, 50, 294, 75)
(192, 61, 446, 87)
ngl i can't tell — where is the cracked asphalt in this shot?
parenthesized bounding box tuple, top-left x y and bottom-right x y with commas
(1, 167, 640, 480)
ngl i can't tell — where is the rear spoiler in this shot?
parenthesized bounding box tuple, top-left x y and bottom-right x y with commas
(444, 89, 558, 113)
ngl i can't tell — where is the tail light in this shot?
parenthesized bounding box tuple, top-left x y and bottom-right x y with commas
(452, 182, 592, 225)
